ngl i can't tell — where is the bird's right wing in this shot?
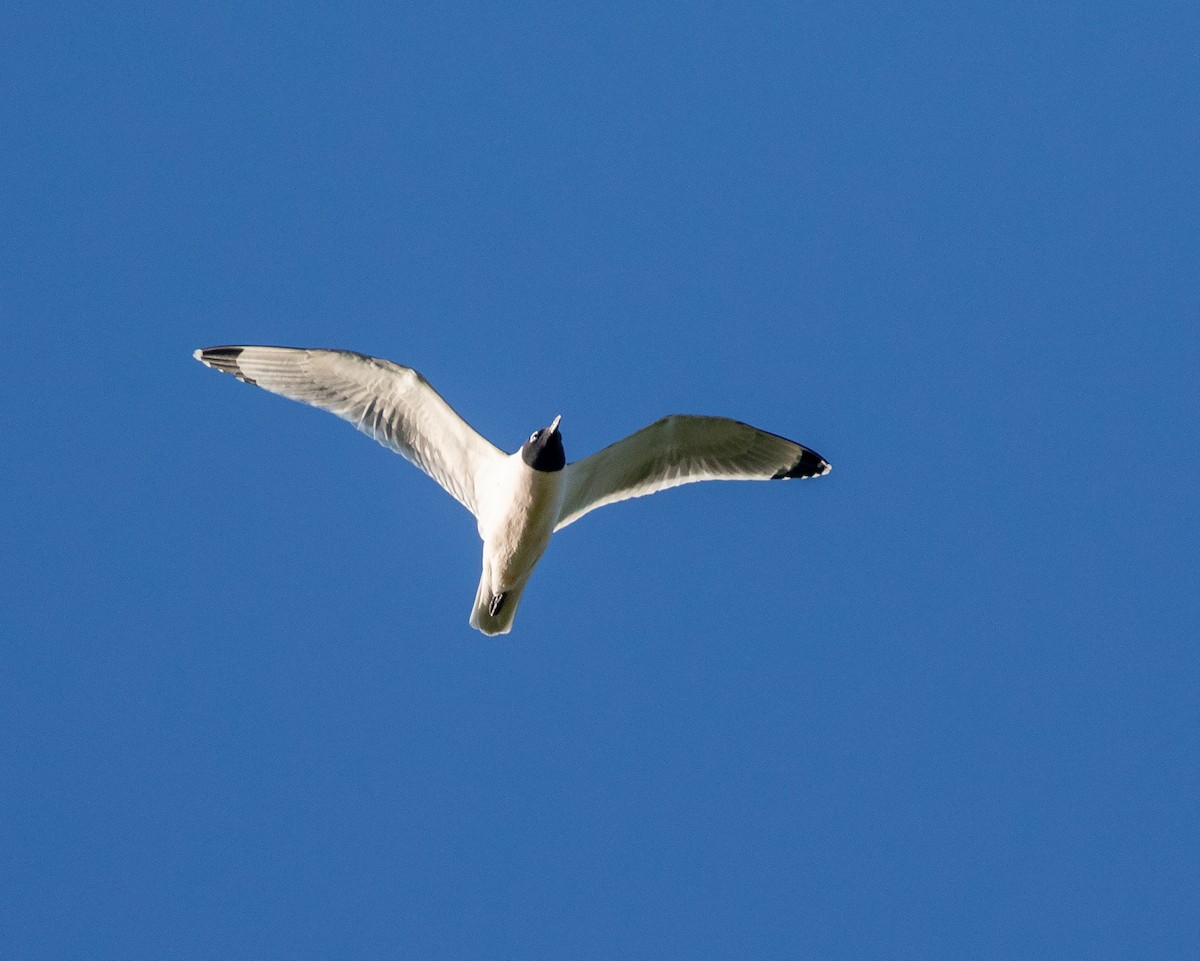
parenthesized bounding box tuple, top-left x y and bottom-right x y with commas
(555, 415, 829, 531)
(194, 346, 505, 517)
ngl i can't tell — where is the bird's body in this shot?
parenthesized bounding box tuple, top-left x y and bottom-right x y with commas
(471, 448, 565, 634)
(194, 345, 831, 635)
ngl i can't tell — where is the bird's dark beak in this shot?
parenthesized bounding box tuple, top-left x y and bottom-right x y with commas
(549, 414, 562, 434)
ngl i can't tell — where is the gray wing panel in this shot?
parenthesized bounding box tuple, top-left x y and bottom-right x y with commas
(555, 415, 829, 531)
(195, 346, 505, 516)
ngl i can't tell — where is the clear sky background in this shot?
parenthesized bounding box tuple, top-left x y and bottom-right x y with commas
(3, 1, 1197, 958)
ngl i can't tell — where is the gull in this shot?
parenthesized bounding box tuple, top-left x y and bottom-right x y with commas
(194, 346, 831, 635)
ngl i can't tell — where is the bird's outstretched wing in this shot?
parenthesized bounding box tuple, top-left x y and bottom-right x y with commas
(194, 346, 505, 517)
(555, 415, 829, 531)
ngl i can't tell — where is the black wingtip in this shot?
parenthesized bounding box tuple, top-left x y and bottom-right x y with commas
(198, 346, 244, 361)
(194, 346, 256, 385)
(772, 447, 831, 480)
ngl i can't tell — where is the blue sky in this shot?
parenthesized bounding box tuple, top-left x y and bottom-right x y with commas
(3, 1, 1197, 958)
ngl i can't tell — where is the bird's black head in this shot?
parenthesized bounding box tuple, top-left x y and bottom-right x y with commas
(520, 415, 565, 472)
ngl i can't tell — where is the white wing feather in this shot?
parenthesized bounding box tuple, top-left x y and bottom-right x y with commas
(194, 346, 505, 517)
(555, 415, 829, 531)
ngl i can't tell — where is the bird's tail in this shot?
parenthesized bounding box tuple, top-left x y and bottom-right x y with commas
(469, 570, 527, 636)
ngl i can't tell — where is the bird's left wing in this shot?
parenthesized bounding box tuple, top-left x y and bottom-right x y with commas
(555, 414, 829, 531)
(195, 346, 505, 517)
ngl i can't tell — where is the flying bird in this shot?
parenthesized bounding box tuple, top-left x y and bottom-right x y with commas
(194, 346, 831, 635)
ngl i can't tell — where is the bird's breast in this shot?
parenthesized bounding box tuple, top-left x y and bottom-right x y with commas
(477, 457, 565, 588)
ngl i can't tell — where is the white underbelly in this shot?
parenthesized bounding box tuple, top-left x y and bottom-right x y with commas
(477, 458, 564, 590)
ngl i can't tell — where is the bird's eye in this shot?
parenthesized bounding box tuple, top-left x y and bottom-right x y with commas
(529, 431, 540, 443)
